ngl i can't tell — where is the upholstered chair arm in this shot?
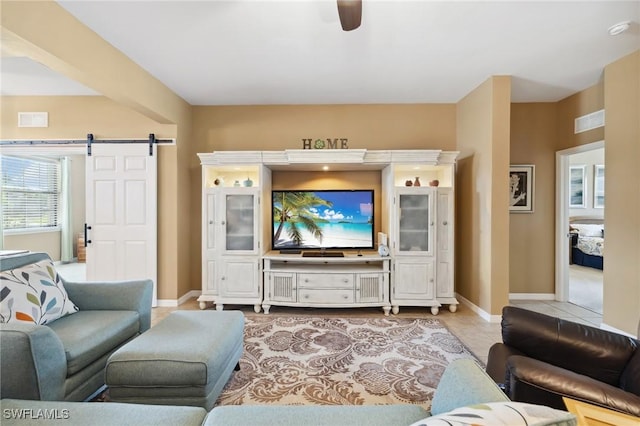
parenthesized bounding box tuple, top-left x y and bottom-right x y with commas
(0, 323, 67, 400)
(62, 279, 153, 333)
(430, 358, 509, 416)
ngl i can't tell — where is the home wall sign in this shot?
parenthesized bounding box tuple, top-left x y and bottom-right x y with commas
(302, 138, 349, 149)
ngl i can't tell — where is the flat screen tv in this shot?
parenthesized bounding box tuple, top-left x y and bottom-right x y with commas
(272, 190, 374, 250)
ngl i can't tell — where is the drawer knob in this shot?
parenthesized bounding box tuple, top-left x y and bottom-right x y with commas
(304, 294, 309, 299)
(443, 221, 448, 225)
(343, 295, 348, 299)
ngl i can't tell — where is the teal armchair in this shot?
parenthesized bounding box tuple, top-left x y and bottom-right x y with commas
(0, 252, 152, 401)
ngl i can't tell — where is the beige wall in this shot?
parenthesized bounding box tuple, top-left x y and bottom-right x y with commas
(455, 76, 511, 316)
(4, 232, 60, 260)
(191, 104, 457, 155)
(603, 51, 640, 335)
(509, 103, 557, 294)
(556, 82, 605, 151)
(0, 97, 177, 141)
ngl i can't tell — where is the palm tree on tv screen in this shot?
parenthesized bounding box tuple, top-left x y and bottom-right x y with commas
(273, 192, 332, 246)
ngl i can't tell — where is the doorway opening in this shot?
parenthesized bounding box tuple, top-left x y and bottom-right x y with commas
(555, 141, 604, 315)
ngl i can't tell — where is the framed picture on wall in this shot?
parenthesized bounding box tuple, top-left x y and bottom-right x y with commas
(509, 164, 534, 213)
(569, 165, 586, 208)
(593, 165, 605, 208)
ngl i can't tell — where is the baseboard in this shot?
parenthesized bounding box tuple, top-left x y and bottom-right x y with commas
(456, 293, 502, 323)
(509, 293, 555, 300)
(156, 290, 201, 308)
(54, 258, 78, 265)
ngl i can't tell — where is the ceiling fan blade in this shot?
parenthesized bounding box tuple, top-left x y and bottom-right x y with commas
(337, 0, 362, 31)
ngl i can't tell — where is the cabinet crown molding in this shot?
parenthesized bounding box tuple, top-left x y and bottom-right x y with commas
(199, 149, 460, 169)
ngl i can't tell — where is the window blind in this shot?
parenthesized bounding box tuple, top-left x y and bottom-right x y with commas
(1, 155, 61, 230)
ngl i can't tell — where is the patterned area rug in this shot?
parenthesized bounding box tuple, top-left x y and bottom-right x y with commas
(215, 316, 479, 409)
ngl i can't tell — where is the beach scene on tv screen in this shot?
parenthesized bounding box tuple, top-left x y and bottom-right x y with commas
(273, 190, 373, 249)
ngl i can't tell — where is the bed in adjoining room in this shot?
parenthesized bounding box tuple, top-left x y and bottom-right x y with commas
(569, 217, 604, 270)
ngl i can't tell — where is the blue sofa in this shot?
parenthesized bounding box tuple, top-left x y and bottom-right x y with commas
(0, 359, 514, 425)
(0, 252, 153, 402)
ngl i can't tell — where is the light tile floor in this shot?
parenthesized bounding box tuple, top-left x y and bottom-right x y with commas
(569, 264, 603, 314)
(55, 261, 603, 364)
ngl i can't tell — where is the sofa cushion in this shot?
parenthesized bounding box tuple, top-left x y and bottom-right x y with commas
(410, 402, 576, 426)
(0, 399, 207, 426)
(48, 310, 140, 375)
(205, 405, 429, 426)
(0, 259, 78, 325)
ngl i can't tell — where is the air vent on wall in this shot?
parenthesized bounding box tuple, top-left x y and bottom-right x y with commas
(18, 112, 48, 128)
(574, 109, 605, 134)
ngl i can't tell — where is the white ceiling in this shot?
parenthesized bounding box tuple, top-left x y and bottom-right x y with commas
(2, 1, 639, 105)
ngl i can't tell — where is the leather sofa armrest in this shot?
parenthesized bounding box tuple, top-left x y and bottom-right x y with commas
(0, 323, 67, 400)
(63, 279, 153, 333)
(485, 342, 525, 384)
(500, 306, 636, 385)
(506, 355, 640, 417)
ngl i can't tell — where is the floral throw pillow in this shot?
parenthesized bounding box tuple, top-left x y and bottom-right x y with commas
(411, 402, 577, 426)
(0, 259, 79, 325)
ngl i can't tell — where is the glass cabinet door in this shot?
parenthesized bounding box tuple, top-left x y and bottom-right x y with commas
(397, 191, 432, 254)
(224, 192, 257, 252)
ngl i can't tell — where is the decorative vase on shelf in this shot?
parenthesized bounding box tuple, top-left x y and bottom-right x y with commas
(429, 179, 440, 187)
(405, 180, 413, 187)
(243, 177, 253, 187)
(233, 180, 241, 187)
(414, 177, 421, 187)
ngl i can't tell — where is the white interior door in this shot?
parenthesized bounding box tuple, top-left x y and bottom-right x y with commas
(85, 144, 157, 306)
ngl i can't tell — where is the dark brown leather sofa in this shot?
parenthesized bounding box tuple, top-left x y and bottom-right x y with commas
(486, 306, 640, 416)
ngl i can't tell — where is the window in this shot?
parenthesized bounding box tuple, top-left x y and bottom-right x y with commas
(1, 155, 61, 231)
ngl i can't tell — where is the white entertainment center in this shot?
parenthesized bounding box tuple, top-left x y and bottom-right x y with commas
(197, 149, 458, 315)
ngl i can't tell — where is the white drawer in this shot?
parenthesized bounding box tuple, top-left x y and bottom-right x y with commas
(298, 273, 354, 288)
(299, 289, 354, 304)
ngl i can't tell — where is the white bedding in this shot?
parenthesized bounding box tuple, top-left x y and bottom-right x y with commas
(576, 235, 604, 257)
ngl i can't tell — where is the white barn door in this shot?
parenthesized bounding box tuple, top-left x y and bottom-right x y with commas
(85, 144, 157, 306)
